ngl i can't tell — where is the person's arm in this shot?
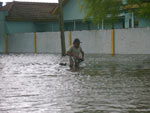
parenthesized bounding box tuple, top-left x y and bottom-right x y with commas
(66, 47, 78, 58)
(80, 47, 84, 60)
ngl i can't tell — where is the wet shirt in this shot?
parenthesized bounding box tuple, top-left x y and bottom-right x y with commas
(68, 46, 83, 57)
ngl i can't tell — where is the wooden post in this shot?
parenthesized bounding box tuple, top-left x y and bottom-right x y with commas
(5, 34, 8, 54)
(112, 29, 115, 56)
(34, 32, 37, 53)
(59, 0, 66, 56)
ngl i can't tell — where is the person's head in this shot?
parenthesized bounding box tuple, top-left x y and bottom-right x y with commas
(73, 38, 81, 48)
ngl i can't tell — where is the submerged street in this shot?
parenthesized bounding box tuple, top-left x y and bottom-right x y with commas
(0, 54, 150, 113)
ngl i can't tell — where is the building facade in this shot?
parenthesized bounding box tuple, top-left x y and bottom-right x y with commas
(63, 0, 150, 31)
(0, 0, 150, 53)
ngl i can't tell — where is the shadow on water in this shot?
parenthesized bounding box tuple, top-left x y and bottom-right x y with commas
(0, 54, 150, 113)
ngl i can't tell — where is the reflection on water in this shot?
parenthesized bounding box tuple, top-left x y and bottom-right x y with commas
(0, 54, 150, 113)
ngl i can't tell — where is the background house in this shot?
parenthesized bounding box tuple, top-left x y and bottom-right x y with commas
(0, 1, 59, 34)
(63, 0, 150, 30)
(0, 0, 150, 34)
(0, 0, 150, 53)
(0, 1, 59, 52)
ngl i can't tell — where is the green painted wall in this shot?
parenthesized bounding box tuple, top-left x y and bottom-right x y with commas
(6, 21, 60, 34)
(139, 18, 150, 28)
(34, 22, 59, 32)
(63, 0, 85, 21)
(0, 11, 7, 53)
(6, 22, 36, 34)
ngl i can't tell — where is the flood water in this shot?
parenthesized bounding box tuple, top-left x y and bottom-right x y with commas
(0, 54, 150, 113)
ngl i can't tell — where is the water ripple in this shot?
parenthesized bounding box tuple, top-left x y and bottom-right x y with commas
(0, 54, 150, 113)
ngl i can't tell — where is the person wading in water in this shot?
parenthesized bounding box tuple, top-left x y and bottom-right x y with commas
(66, 38, 84, 70)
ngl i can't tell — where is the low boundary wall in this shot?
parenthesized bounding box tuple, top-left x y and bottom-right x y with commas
(1, 28, 150, 54)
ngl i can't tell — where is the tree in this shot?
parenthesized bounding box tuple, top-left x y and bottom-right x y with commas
(79, 0, 150, 27)
(139, 3, 150, 19)
(59, 0, 66, 56)
(127, 0, 150, 19)
(79, 0, 123, 27)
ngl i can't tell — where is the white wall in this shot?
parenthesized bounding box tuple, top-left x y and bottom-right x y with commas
(7, 28, 150, 54)
(115, 28, 150, 54)
(36, 32, 61, 53)
(71, 30, 111, 54)
(8, 33, 34, 53)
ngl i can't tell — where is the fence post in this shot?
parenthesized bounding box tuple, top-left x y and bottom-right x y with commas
(68, 31, 72, 48)
(112, 29, 115, 56)
(4, 34, 8, 54)
(34, 32, 37, 53)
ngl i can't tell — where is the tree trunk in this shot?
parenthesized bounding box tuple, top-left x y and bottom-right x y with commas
(59, 0, 66, 56)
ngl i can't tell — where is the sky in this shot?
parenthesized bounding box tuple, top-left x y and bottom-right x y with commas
(0, 0, 58, 3)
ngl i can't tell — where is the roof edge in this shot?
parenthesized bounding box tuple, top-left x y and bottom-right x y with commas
(52, 0, 69, 15)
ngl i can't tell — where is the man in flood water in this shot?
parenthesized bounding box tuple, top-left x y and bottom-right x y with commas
(66, 38, 84, 70)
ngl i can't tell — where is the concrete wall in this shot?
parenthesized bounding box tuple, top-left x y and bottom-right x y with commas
(115, 28, 150, 54)
(5, 28, 150, 54)
(70, 30, 111, 54)
(7, 33, 34, 53)
(36, 32, 61, 53)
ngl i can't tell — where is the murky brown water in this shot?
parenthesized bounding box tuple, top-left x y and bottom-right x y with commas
(0, 54, 150, 113)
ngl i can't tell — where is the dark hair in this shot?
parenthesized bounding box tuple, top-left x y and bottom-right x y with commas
(73, 38, 81, 44)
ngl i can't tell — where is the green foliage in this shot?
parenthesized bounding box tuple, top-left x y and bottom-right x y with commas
(139, 3, 150, 19)
(79, 0, 150, 25)
(127, 0, 150, 19)
(79, 0, 123, 26)
(127, 0, 139, 5)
